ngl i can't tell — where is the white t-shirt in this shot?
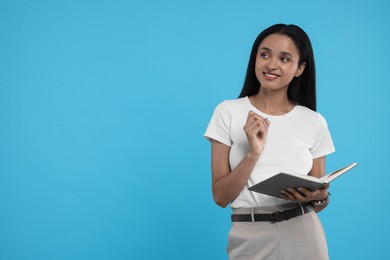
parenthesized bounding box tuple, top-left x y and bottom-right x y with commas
(204, 96, 335, 208)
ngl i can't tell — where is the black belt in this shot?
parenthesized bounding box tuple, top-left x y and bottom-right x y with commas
(231, 204, 313, 223)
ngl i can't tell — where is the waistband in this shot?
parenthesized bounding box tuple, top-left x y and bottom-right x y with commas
(231, 204, 314, 223)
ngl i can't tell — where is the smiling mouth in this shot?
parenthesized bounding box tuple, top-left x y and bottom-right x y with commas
(263, 72, 280, 79)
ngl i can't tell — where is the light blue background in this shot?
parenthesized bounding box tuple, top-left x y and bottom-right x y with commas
(1, 0, 389, 259)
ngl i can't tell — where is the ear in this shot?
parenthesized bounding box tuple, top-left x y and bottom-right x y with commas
(295, 62, 306, 77)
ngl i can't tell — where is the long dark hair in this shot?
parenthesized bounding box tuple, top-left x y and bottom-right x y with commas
(238, 24, 317, 111)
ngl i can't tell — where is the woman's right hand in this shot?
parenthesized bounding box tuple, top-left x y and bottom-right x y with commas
(243, 111, 270, 158)
(210, 111, 270, 208)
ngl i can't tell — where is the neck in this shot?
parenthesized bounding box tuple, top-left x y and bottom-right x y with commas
(250, 88, 295, 115)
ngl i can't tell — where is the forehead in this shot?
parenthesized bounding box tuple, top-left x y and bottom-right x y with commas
(258, 34, 299, 55)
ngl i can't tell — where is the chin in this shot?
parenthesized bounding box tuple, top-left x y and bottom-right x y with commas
(259, 84, 288, 92)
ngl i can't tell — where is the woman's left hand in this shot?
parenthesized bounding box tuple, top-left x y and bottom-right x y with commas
(280, 184, 329, 203)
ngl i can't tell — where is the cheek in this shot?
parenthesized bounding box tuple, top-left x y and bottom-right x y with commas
(283, 73, 297, 84)
(255, 66, 263, 82)
(283, 64, 300, 78)
(255, 60, 266, 77)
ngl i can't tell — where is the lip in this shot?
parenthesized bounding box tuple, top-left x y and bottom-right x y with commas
(263, 71, 280, 80)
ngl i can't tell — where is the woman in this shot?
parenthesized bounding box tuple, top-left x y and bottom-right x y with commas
(204, 24, 335, 259)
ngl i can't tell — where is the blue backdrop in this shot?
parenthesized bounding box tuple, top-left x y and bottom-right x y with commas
(1, 0, 389, 259)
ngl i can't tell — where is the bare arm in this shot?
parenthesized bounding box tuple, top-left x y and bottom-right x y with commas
(211, 141, 259, 207)
(280, 156, 330, 212)
(211, 111, 269, 208)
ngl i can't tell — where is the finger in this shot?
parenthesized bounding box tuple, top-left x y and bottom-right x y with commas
(245, 114, 261, 129)
(279, 193, 289, 201)
(250, 124, 268, 138)
(313, 188, 329, 201)
(252, 114, 268, 124)
(297, 187, 312, 197)
(247, 111, 263, 121)
(247, 111, 267, 122)
(252, 117, 269, 131)
(246, 117, 269, 135)
(245, 127, 266, 142)
(264, 118, 271, 127)
(286, 188, 310, 202)
(289, 189, 308, 202)
(280, 189, 296, 201)
(300, 187, 329, 202)
(245, 120, 268, 135)
(244, 122, 263, 136)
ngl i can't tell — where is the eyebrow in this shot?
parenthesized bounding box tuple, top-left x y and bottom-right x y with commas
(258, 47, 293, 57)
(259, 47, 271, 52)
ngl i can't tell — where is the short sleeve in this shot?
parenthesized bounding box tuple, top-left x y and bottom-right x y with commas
(310, 113, 336, 158)
(204, 101, 232, 147)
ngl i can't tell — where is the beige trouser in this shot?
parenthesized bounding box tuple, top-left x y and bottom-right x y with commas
(228, 205, 329, 260)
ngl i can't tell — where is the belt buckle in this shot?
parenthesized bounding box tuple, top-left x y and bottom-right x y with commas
(271, 210, 288, 222)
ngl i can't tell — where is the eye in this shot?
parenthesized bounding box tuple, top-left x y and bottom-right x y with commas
(281, 57, 290, 63)
(259, 52, 270, 59)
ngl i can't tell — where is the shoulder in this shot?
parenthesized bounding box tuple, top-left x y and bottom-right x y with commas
(295, 106, 327, 121)
(214, 97, 249, 112)
(293, 106, 331, 130)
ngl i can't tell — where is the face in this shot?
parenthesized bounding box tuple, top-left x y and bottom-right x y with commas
(255, 34, 305, 91)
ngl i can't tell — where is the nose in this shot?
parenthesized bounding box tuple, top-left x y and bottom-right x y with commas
(266, 58, 277, 69)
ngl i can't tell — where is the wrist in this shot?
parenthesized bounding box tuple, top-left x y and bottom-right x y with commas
(246, 151, 261, 161)
(311, 195, 329, 206)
